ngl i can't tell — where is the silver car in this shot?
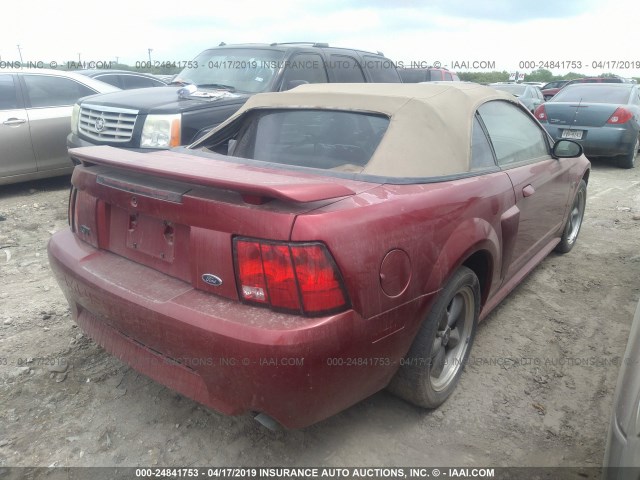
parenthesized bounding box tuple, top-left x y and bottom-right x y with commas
(604, 298, 640, 478)
(0, 69, 119, 185)
(489, 83, 545, 113)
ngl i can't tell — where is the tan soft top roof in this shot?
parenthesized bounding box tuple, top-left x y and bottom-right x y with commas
(193, 82, 520, 178)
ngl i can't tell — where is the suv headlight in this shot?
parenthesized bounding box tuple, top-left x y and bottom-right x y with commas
(70, 104, 80, 135)
(140, 114, 181, 149)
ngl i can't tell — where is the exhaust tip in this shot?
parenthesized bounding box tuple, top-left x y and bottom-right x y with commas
(254, 413, 281, 431)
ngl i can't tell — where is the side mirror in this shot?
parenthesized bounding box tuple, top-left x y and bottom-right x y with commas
(552, 139, 583, 158)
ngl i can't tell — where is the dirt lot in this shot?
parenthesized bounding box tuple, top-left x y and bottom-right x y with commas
(0, 160, 639, 471)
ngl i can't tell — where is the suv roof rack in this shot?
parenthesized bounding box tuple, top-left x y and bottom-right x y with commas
(399, 66, 453, 71)
(216, 42, 383, 56)
(269, 42, 330, 47)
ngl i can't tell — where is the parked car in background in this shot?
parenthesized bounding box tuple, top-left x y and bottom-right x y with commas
(399, 67, 460, 82)
(49, 83, 589, 428)
(603, 297, 640, 478)
(66, 42, 401, 153)
(522, 81, 546, 88)
(534, 83, 640, 168)
(77, 70, 168, 89)
(152, 74, 176, 84)
(489, 83, 545, 112)
(541, 80, 569, 100)
(543, 77, 635, 102)
(0, 69, 119, 185)
(565, 76, 635, 87)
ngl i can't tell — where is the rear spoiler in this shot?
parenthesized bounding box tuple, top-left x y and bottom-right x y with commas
(69, 146, 362, 203)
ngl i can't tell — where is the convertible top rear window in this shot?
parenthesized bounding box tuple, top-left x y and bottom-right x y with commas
(232, 109, 390, 172)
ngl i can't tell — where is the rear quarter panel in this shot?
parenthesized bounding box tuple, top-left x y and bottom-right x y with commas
(291, 171, 517, 321)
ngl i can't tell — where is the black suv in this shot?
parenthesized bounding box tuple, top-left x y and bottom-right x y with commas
(67, 43, 401, 152)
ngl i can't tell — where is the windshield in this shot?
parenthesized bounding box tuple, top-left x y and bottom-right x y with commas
(173, 48, 286, 93)
(491, 84, 526, 96)
(552, 85, 632, 104)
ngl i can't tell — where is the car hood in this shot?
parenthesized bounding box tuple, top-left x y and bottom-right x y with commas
(78, 86, 250, 114)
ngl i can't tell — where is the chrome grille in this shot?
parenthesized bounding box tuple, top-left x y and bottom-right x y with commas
(78, 104, 138, 143)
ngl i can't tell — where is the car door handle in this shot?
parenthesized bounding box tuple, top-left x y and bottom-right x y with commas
(523, 185, 535, 197)
(3, 118, 27, 126)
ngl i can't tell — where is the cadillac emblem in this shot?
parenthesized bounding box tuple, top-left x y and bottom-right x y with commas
(94, 115, 106, 132)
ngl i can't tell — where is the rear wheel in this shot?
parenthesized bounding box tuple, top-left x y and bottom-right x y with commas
(387, 266, 480, 408)
(555, 179, 587, 254)
(616, 134, 639, 169)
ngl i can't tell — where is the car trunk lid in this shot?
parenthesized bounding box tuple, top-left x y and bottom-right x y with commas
(68, 146, 376, 303)
(544, 102, 622, 127)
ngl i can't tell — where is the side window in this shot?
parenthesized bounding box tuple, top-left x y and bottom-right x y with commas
(471, 115, 497, 170)
(124, 75, 165, 89)
(478, 101, 550, 167)
(444, 72, 452, 81)
(330, 55, 365, 83)
(280, 53, 328, 90)
(0, 74, 19, 110)
(430, 70, 443, 81)
(363, 55, 401, 82)
(23, 75, 96, 108)
(398, 69, 426, 83)
(95, 74, 122, 89)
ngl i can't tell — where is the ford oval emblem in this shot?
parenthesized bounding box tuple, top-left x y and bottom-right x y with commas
(202, 274, 223, 287)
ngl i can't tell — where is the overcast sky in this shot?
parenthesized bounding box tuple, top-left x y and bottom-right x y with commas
(2, 0, 638, 76)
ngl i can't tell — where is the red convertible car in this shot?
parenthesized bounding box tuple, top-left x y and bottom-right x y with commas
(48, 83, 590, 428)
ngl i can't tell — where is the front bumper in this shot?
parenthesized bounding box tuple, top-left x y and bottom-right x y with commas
(544, 124, 635, 157)
(48, 229, 429, 428)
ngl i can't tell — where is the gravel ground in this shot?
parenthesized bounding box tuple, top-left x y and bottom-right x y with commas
(0, 159, 639, 472)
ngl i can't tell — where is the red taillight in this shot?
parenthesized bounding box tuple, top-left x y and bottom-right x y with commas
(606, 107, 633, 124)
(236, 240, 269, 304)
(534, 104, 547, 122)
(261, 244, 300, 310)
(291, 245, 346, 313)
(234, 238, 349, 316)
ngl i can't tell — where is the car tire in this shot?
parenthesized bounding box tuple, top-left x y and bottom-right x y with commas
(555, 179, 587, 254)
(387, 266, 480, 409)
(616, 135, 639, 169)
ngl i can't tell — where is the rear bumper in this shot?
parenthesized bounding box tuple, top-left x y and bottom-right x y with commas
(48, 228, 430, 428)
(544, 125, 635, 157)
